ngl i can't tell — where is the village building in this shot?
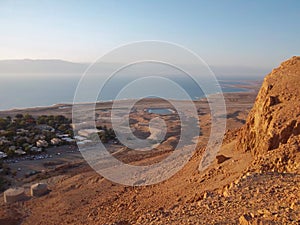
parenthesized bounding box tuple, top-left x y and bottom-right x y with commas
(36, 140, 48, 148)
(50, 138, 61, 145)
(15, 149, 26, 155)
(74, 135, 87, 141)
(30, 147, 42, 153)
(78, 129, 103, 137)
(0, 151, 7, 159)
(35, 124, 55, 132)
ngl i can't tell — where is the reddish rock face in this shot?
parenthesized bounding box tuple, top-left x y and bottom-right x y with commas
(236, 56, 300, 172)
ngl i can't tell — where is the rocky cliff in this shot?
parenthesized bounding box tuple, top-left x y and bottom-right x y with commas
(237, 56, 300, 172)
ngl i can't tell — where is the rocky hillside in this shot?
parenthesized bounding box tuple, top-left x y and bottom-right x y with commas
(237, 56, 300, 173)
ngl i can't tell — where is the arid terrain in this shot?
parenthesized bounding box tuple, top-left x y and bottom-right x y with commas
(0, 57, 299, 225)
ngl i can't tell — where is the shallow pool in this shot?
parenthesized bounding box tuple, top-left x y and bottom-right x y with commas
(147, 108, 174, 115)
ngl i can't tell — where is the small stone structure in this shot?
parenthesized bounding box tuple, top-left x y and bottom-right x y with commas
(4, 187, 26, 203)
(30, 183, 48, 197)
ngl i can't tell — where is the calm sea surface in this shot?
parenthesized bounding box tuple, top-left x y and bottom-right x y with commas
(0, 75, 250, 110)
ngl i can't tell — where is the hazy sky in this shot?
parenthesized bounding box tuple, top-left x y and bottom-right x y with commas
(0, 0, 299, 68)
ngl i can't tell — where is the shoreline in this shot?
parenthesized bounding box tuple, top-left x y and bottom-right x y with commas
(0, 93, 259, 114)
(0, 91, 257, 118)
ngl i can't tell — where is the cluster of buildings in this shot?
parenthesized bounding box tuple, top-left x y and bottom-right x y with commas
(0, 126, 75, 159)
(0, 116, 117, 159)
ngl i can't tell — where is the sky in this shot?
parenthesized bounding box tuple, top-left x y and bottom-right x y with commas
(0, 0, 299, 69)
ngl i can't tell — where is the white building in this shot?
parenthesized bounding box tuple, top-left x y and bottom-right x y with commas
(36, 140, 48, 148)
(74, 135, 86, 141)
(61, 137, 75, 143)
(0, 151, 7, 159)
(30, 147, 42, 153)
(15, 149, 26, 155)
(78, 129, 103, 137)
(77, 140, 93, 146)
(36, 125, 55, 132)
(9, 146, 16, 151)
(50, 138, 61, 145)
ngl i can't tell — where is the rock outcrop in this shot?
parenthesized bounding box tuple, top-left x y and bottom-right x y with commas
(237, 56, 300, 172)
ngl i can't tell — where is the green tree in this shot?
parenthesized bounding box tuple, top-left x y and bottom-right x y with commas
(24, 113, 33, 120)
(37, 115, 47, 124)
(3, 131, 14, 139)
(15, 114, 23, 119)
(99, 132, 108, 143)
(0, 118, 8, 129)
(58, 124, 69, 132)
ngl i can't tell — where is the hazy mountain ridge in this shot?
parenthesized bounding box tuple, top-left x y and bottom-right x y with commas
(0, 59, 86, 74)
(0, 59, 269, 78)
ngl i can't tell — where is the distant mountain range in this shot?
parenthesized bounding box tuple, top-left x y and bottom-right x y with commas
(0, 59, 269, 78)
(0, 59, 86, 74)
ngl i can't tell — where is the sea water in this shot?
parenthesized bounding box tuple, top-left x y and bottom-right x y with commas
(0, 74, 250, 110)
